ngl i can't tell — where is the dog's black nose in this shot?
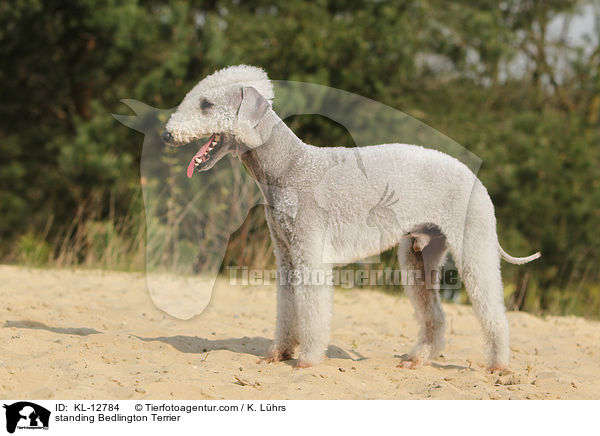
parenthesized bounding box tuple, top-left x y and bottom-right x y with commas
(162, 131, 173, 143)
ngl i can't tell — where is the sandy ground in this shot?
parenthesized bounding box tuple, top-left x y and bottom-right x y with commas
(0, 265, 598, 400)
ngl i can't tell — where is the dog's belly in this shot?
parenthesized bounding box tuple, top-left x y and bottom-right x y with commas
(321, 220, 392, 264)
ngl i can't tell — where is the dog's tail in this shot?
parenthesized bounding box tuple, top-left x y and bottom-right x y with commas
(498, 244, 541, 265)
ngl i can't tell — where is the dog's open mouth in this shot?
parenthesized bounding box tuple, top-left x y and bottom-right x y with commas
(186, 133, 222, 178)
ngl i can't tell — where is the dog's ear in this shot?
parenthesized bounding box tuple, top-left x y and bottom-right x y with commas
(237, 86, 271, 127)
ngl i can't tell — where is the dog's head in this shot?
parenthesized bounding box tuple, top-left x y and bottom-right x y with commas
(162, 65, 275, 176)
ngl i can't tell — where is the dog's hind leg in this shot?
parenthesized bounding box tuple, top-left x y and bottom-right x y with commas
(398, 231, 448, 368)
(451, 185, 510, 373)
(455, 234, 509, 372)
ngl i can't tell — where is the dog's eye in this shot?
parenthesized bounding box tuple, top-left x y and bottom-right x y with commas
(200, 99, 214, 111)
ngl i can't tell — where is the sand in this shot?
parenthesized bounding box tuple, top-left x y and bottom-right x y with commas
(0, 265, 598, 400)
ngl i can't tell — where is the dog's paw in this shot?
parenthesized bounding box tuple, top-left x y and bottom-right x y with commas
(396, 358, 422, 369)
(397, 351, 430, 369)
(486, 364, 509, 374)
(257, 347, 294, 365)
(294, 360, 314, 369)
(295, 352, 322, 369)
(257, 355, 278, 365)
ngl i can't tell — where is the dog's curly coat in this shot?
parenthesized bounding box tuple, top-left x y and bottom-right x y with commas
(163, 65, 540, 371)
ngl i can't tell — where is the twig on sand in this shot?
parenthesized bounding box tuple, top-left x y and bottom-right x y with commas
(234, 375, 262, 390)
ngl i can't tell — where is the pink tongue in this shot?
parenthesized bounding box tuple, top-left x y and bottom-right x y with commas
(187, 135, 215, 178)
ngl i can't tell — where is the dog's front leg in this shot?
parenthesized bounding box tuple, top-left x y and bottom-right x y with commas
(293, 266, 333, 368)
(263, 264, 299, 363)
(261, 208, 301, 364)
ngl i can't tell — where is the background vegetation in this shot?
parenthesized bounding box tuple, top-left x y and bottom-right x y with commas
(1, 0, 599, 317)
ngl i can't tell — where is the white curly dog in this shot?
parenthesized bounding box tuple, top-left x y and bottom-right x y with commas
(162, 65, 540, 372)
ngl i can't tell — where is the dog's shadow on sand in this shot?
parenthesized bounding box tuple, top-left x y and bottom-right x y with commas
(3, 320, 101, 336)
(3, 320, 367, 364)
(134, 334, 367, 363)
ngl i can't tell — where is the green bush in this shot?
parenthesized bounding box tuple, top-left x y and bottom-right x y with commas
(15, 233, 51, 266)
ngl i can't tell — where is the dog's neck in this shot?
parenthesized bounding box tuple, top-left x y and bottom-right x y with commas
(240, 111, 306, 186)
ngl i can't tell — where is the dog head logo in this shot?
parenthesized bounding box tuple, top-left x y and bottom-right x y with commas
(3, 402, 50, 433)
(114, 67, 480, 319)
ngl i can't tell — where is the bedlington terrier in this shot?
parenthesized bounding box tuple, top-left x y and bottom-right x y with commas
(162, 65, 540, 372)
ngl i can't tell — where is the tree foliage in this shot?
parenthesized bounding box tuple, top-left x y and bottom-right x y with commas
(1, 0, 598, 315)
